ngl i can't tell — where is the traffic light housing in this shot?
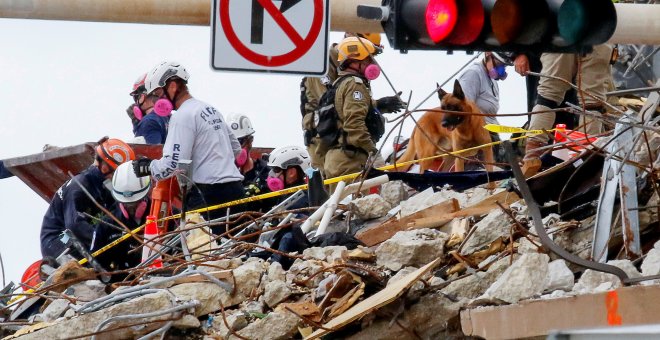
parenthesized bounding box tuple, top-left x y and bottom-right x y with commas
(376, 0, 617, 53)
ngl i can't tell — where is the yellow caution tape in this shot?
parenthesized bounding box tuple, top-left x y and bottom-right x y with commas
(484, 124, 553, 135)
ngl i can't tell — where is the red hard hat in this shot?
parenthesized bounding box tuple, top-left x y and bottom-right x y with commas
(130, 73, 147, 96)
(21, 260, 43, 291)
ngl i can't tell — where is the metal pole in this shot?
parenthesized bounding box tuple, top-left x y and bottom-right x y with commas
(0, 0, 383, 32)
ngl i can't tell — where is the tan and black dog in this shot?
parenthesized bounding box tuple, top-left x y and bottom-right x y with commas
(396, 79, 494, 174)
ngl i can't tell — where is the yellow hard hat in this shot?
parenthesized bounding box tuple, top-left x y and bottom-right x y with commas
(358, 33, 382, 47)
(337, 37, 378, 65)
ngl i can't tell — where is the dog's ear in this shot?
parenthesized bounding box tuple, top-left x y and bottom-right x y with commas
(453, 79, 465, 101)
(436, 83, 447, 101)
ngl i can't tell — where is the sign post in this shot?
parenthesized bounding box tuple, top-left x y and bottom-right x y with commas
(211, 0, 330, 75)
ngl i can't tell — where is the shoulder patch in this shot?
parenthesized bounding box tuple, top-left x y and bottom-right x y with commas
(352, 76, 364, 84)
(353, 91, 364, 101)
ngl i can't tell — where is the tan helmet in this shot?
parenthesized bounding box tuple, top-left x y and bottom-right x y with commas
(337, 37, 378, 65)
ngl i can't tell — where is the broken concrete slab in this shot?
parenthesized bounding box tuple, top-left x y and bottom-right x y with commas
(462, 284, 660, 340)
(14, 291, 175, 339)
(170, 260, 264, 316)
(387, 266, 425, 296)
(267, 261, 286, 283)
(172, 314, 201, 329)
(231, 310, 300, 340)
(376, 229, 449, 271)
(545, 259, 574, 292)
(40, 299, 70, 322)
(65, 280, 107, 302)
(642, 248, 660, 276)
(286, 260, 324, 288)
(442, 255, 518, 300)
(479, 253, 550, 304)
(347, 293, 467, 340)
(264, 280, 292, 308)
(349, 194, 392, 220)
(210, 310, 248, 339)
(302, 246, 347, 263)
(573, 268, 623, 294)
(460, 208, 512, 255)
(379, 180, 409, 207)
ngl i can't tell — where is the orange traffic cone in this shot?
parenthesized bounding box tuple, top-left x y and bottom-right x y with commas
(141, 215, 162, 268)
(552, 124, 598, 161)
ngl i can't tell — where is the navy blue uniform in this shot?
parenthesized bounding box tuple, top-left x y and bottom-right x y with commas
(134, 113, 169, 145)
(91, 202, 149, 273)
(40, 166, 114, 259)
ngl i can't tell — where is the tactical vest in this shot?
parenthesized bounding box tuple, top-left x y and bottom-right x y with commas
(313, 75, 385, 149)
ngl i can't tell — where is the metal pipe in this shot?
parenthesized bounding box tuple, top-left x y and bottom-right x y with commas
(607, 86, 660, 97)
(608, 4, 660, 45)
(0, 0, 383, 32)
(315, 181, 346, 237)
(340, 175, 389, 200)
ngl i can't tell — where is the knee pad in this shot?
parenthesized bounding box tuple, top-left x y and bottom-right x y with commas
(536, 96, 560, 109)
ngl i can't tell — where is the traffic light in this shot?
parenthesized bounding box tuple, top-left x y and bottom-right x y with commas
(362, 0, 617, 53)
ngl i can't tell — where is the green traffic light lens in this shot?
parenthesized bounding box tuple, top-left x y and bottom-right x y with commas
(558, 0, 589, 45)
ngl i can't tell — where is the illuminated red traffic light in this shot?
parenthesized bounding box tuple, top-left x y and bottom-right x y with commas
(425, 0, 458, 43)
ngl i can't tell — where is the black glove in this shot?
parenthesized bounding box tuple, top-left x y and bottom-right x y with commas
(133, 158, 152, 177)
(376, 92, 406, 113)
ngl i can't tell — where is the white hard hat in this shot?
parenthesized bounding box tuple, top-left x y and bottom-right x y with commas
(111, 162, 151, 203)
(226, 113, 256, 139)
(145, 61, 190, 94)
(267, 145, 311, 172)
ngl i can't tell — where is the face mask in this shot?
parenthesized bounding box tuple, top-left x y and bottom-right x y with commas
(119, 201, 147, 220)
(235, 148, 248, 167)
(153, 98, 173, 116)
(132, 104, 144, 121)
(363, 63, 381, 81)
(266, 176, 284, 192)
(488, 64, 508, 80)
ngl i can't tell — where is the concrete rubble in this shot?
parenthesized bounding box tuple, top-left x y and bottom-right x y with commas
(4, 174, 660, 340)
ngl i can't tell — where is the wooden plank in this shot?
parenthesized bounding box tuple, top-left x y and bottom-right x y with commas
(305, 258, 441, 340)
(356, 199, 459, 246)
(442, 190, 520, 220)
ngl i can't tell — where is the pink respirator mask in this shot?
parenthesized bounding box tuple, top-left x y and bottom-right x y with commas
(235, 148, 249, 167)
(266, 176, 285, 192)
(363, 64, 381, 81)
(119, 200, 147, 220)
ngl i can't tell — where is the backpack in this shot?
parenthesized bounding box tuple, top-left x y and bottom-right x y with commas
(314, 75, 385, 149)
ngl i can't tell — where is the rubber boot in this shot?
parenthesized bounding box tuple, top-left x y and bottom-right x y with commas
(522, 139, 545, 178)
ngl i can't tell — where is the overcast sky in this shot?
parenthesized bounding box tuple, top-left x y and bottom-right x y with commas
(0, 18, 526, 286)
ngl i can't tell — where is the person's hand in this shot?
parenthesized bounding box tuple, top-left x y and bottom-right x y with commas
(514, 54, 530, 76)
(376, 92, 406, 113)
(132, 158, 152, 177)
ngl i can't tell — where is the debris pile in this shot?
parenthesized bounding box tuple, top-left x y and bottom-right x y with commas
(2, 155, 660, 340)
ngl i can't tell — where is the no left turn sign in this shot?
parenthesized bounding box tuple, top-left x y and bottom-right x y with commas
(211, 0, 330, 75)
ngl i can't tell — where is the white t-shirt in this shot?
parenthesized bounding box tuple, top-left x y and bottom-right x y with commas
(150, 98, 243, 184)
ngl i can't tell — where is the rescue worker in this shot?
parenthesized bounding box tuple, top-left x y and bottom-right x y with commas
(321, 36, 404, 188)
(132, 61, 244, 225)
(227, 113, 275, 212)
(91, 162, 151, 273)
(456, 52, 514, 164)
(40, 138, 135, 259)
(523, 44, 614, 175)
(266, 145, 311, 210)
(128, 73, 170, 144)
(301, 33, 384, 174)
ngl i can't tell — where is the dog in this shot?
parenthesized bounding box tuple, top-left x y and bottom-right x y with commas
(395, 79, 494, 174)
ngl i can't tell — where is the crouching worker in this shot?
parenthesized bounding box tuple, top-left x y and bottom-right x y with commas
(40, 138, 135, 260)
(266, 145, 312, 210)
(91, 162, 151, 274)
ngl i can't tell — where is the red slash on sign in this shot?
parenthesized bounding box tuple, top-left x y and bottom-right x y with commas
(220, 0, 324, 67)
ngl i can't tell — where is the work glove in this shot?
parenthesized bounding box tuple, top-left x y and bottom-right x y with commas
(376, 92, 406, 113)
(245, 183, 262, 197)
(126, 104, 139, 126)
(132, 158, 152, 177)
